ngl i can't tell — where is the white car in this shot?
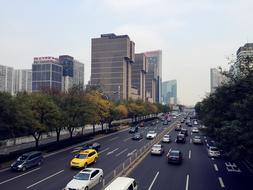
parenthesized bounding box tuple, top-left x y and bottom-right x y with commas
(193, 120, 198, 125)
(208, 147, 220, 157)
(162, 134, 171, 143)
(192, 127, 199, 133)
(65, 168, 103, 190)
(151, 144, 164, 155)
(146, 131, 157, 139)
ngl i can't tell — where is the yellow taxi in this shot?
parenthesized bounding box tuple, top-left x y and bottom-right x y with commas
(70, 149, 98, 168)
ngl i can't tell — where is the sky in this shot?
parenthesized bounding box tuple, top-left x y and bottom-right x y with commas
(1, 0, 253, 105)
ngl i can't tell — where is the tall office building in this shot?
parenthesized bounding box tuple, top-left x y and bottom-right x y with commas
(32, 57, 63, 92)
(162, 80, 177, 105)
(59, 55, 84, 91)
(14, 69, 32, 93)
(132, 53, 148, 101)
(210, 68, 225, 93)
(0, 64, 14, 94)
(237, 43, 253, 62)
(91, 33, 135, 101)
(145, 63, 157, 103)
(144, 50, 162, 103)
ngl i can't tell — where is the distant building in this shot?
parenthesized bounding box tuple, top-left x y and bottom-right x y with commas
(237, 43, 253, 62)
(59, 55, 84, 91)
(210, 68, 225, 93)
(14, 69, 32, 93)
(91, 33, 135, 101)
(162, 80, 177, 105)
(132, 53, 148, 101)
(0, 64, 14, 94)
(144, 50, 162, 103)
(32, 56, 63, 92)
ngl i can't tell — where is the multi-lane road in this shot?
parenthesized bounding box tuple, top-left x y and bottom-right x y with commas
(0, 117, 252, 190)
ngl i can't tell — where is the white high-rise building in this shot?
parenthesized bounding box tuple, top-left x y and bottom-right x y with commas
(0, 64, 14, 94)
(14, 69, 32, 93)
(210, 68, 225, 93)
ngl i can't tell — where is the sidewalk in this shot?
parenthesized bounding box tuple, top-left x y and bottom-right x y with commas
(0, 124, 105, 155)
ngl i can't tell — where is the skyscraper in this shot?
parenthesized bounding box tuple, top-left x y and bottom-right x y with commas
(0, 64, 14, 94)
(132, 53, 148, 101)
(162, 80, 177, 105)
(13, 69, 32, 93)
(210, 68, 225, 93)
(59, 55, 84, 91)
(91, 33, 135, 101)
(144, 50, 162, 103)
(237, 43, 253, 62)
(32, 57, 63, 92)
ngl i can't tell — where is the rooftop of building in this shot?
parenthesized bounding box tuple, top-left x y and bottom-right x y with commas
(237, 43, 253, 55)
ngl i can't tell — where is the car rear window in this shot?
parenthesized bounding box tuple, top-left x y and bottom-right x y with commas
(74, 172, 90, 180)
(76, 154, 88, 159)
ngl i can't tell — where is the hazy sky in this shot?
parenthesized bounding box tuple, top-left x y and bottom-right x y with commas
(1, 0, 253, 105)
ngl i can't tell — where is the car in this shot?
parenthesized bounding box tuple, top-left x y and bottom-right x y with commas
(140, 122, 144, 127)
(192, 127, 199, 133)
(175, 125, 181, 131)
(167, 117, 171, 122)
(163, 120, 168, 125)
(180, 128, 188, 136)
(180, 119, 185, 123)
(192, 136, 203, 144)
(162, 134, 171, 143)
(167, 149, 183, 164)
(11, 151, 43, 172)
(146, 131, 157, 139)
(173, 116, 177, 119)
(176, 134, 186, 143)
(65, 168, 103, 190)
(105, 177, 138, 190)
(81, 142, 101, 152)
(151, 144, 164, 155)
(129, 126, 138, 133)
(193, 120, 198, 125)
(70, 149, 98, 168)
(132, 132, 143, 140)
(208, 146, 221, 157)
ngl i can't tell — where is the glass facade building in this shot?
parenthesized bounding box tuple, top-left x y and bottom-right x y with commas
(14, 69, 32, 93)
(32, 57, 62, 91)
(162, 80, 177, 105)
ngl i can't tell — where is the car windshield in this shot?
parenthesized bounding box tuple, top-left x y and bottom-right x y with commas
(194, 136, 200, 139)
(153, 145, 161, 148)
(76, 154, 88, 159)
(170, 151, 179, 156)
(18, 155, 28, 160)
(74, 172, 90, 180)
(164, 135, 170, 138)
(148, 131, 155, 134)
(210, 147, 219, 151)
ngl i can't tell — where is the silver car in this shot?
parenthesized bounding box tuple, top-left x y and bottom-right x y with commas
(162, 134, 171, 143)
(151, 144, 164, 155)
(192, 136, 203, 144)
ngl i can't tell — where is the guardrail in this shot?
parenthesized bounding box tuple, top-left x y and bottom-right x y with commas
(94, 120, 178, 190)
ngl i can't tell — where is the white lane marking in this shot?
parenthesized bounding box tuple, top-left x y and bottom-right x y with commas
(99, 148, 110, 154)
(204, 136, 206, 139)
(188, 150, 191, 159)
(106, 148, 119, 155)
(127, 149, 137, 157)
(109, 137, 119, 141)
(190, 139, 192, 143)
(0, 167, 41, 185)
(167, 149, 171, 157)
(211, 158, 214, 160)
(116, 148, 128, 157)
(123, 137, 132, 142)
(185, 174, 189, 190)
(148, 171, 159, 190)
(26, 170, 64, 189)
(214, 164, 219, 171)
(225, 162, 241, 172)
(139, 139, 143, 142)
(218, 177, 225, 188)
(0, 168, 10, 173)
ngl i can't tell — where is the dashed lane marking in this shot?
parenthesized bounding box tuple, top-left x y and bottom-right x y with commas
(116, 148, 128, 157)
(26, 170, 64, 189)
(109, 137, 119, 141)
(218, 177, 225, 188)
(0, 167, 41, 185)
(185, 174, 189, 190)
(214, 164, 219, 171)
(148, 171, 159, 190)
(99, 148, 110, 154)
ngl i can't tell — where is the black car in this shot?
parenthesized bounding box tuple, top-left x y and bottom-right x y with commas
(129, 126, 138, 133)
(11, 151, 43, 171)
(167, 150, 183, 164)
(132, 133, 143, 140)
(82, 142, 101, 151)
(176, 134, 186, 143)
(180, 128, 188, 136)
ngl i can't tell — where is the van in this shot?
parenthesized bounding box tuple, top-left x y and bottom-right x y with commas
(105, 177, 138, 190)
(11, 151, 43, 171)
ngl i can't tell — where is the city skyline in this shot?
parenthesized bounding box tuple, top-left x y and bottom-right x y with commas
(1, 0, 253, 105)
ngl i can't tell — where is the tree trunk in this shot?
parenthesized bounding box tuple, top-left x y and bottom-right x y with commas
(56, 130, 60, 142)
(32, 133, 41, 149)
(68, 127, 74, 139)
(101, 123, 104, 132)
(93, 124, 95, 134)
(81, 126, 85, 135)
